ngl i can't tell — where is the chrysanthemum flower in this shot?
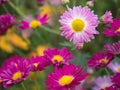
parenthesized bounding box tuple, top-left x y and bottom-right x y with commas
(105, 85, 117, 90)
(46, 63, 89, 90)
(59, 6, 99, 46)
(87, 52, 114, 69)
(44, 47, 74, 66)
(103, 17, 120, 37)
(31, 56, 49, 71)
(101, 11, 113, 24)
(93, 76, 113, 90)
(19, 14, 48, 30)
(104, 41, 120, 55)
(111, 73, 120, 88)
(0, 56, 31, 88)
(0, 14, 16, 35)
(108, 62, 120, 73)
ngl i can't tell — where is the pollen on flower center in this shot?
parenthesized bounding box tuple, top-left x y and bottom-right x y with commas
(0, 77, 3, 83)
(59, 75, 74, 86)
(12, 71, 22, 80)
(52, 55, 63, 63)
(118, 67, 120, 72)
(116, 28, 120, 32)
(72, 18, 85, 32)
(99, 58, 109, 64)
(33, 63, 38, 67)
(30, 20, 41, 29)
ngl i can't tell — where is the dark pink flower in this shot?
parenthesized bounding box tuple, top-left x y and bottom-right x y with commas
(111, 73, 120, 88)
(103, 17, 120, 37)
(46, 63, 89, 90)
(87, 52, 114, 69)
(19, 14, 48, 30)
(104, 41, 120, 55)
(0, 0, 9, 5)
(0, 14, 16, 34)
(31, 56, 50, 71)
(0, 56, 31, 88)
(44, 47, 74, 66)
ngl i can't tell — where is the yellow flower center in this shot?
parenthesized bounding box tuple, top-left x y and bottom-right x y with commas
(117, 67, 120, 72)
(99, 58, 109, 64)
(12, 72, 22, 80)
(30, 20, 41, 29)
(103, 85, 109, 90)
(116, 28, 120, 32)
(72, 18, 85, 32)
(59, 75, 74, 86)
(0, 77, 3, 83)
(52, 55, 63, 63)
(33, 63, 38, 67)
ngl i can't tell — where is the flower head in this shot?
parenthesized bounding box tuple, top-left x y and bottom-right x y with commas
(111, 73, 120, 88)
(104, 41, 120, 55)
(59, 6, 99, 46)
(19, 14, 48, 30)
(108, 62, 120, 73)
(101, 11, 113, 24)
(87, 52, 114, 69)
(0, 14, 16, 34)
(103, 17, 120, 37)
(46, 63, 89, 90)
(93, 76, 113, 90)
(31, 56, 49, 71)
(44, 47, 74, 66)
(0, 56, 31, 88)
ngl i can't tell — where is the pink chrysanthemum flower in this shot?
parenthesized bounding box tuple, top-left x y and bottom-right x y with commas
(59, 6, 99, 46)
(0, 56, 31, 88)
(31, 56, 49, 71)
(101, 11, 113, 24)
(19, 14, 48, 30)
(46, 63, 89, 90)
(105, 85, 117, 90)
(103, 17, 120, 37)
(0, 14, 16, 35)
(111, 73, 120, 88)
(44, 47, 74, 66)
(93, 76, 113, 90)
(108, 62, 120, 73)
(87, 52, 114, 69)
(104, 41, 120, 55)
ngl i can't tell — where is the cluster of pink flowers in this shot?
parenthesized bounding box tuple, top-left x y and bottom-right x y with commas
(0, 47, 89, 89)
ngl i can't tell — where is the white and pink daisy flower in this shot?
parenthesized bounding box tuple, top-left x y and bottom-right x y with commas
(108, 62, 120, 73)
(59, 6, 99, 47)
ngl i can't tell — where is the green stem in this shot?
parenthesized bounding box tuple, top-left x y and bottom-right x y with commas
(104, 68, 110, 76)
(14, 48, 25, 57)
(8, 1, 25, 18)
(34, 72, 39, 90)
(39, 26, 60, 35)
(21, 82, 27, 90)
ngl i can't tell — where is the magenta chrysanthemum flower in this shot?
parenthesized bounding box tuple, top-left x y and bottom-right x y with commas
(59, 6, 99, 46)
(104, 41, 120, 55)
(87, 52, 114, 69)
(105, 85, 117, 90)
(111, 73, 120, 88)
(93, 76, 113, 90)
(37, 0, 44, 3)
(46, 63, 89, 90)
(108, 62, 120, 73)
(101, 11, 113, 24)
(19, 14, 48, 30)
(0, 14, 16, 34)
(44, 47, 74, 66)
(0, 0, 9, 5)
(0, 56, 31, 88)
(31, 56, 50, 71)
(103, 17, 120, 37)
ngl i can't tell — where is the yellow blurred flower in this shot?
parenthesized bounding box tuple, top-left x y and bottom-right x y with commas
(0, 36, 13, 53)
(29, 45, 48, 57)
(7, 31, 30, 50)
